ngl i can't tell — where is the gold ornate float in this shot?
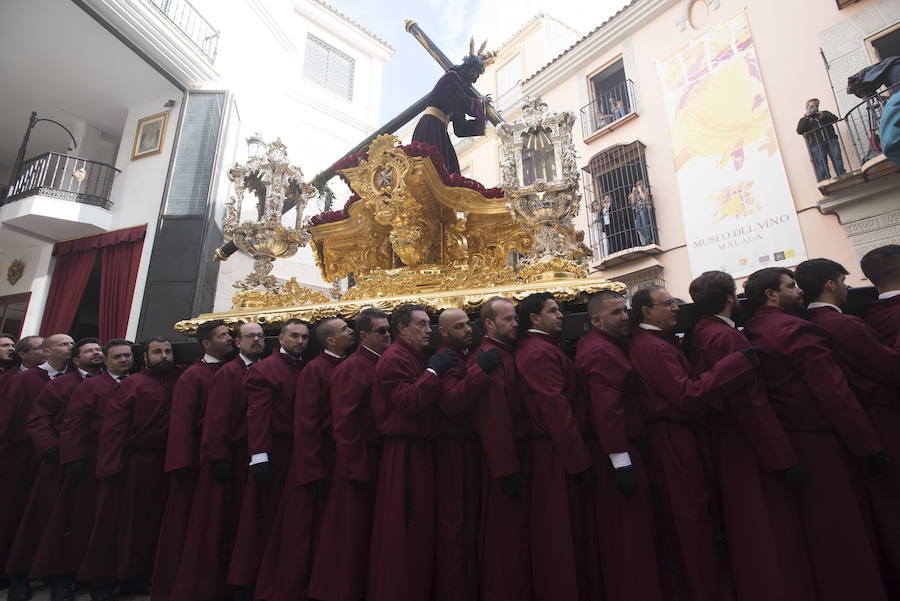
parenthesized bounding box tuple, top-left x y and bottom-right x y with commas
(175, 98, 623, 335)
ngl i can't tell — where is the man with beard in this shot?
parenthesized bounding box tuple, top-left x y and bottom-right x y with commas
(860, 245, 900, 347)
(796, 258, 900, 597)
(0, 335, 44, 585)
(574, 291, 665, 601)
(6, 338, 101, 600)
(688, 272, 814, 601)
(172, 322, 265, 601)
(229, 319, 308, 601)
(629, 286, 757, 601)
(2, 333, 73, 601)
(743, 267, 888, 601)
(432, 308, 496, 601)
(60, 339, 133, 601)
(92, 337, 178, 597)
(151, 320, 232, 601)
(367, 305, 454, 601)
(0, 333, 17, 383)
(256, 318, 353, 601)
(469, 297, 532, 601)
(516, 293, 595, 601)
(307, 309, 391, 601)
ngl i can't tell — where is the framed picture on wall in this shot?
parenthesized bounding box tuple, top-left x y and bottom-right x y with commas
(131, 111, 169, 160)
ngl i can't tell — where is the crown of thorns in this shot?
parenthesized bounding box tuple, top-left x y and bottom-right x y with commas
(463, 37, 496, 71)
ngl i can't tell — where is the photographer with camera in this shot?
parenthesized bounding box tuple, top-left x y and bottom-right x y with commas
(797, 98, 845, 181)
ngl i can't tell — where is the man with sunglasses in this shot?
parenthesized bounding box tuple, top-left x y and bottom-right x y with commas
(308, 308, 391, 601)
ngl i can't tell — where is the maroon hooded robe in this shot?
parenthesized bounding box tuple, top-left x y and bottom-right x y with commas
(151, 359, 221, 601)
(806, 305, 900, 597)
(93, 367, 178, 580)
(366, 338, 443, 601)
(228, 349, 302, 587)
(743, 305, 887, 601)
(5, 369, 83, 577)
(516, 331, 594, 601)
(307, 346, 381, 601)
(691, 315, 815, 601)
(629, 326, 755, 601)
(575, 327, 665, 601)
(433, 341, 488, 601)
(254, 352, 343, 601)
(0, 367, 50, 571)
(31, 372, 120, 580)
(864, 293, 900, 347)
(470, 337, 532, 601)
(172, 355, 254, 601)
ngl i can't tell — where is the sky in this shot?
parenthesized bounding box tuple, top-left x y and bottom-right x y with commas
(325, 0, 632, 123)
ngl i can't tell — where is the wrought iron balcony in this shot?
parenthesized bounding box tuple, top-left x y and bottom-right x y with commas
(800, 82, 900, 186)
(496, 83, 523, 113)
(580, 79, 637, 140)
(3, 152, 119, 210)
(145, 0, 219, 63)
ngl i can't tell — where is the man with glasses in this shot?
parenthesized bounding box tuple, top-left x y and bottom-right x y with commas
(308, 308, 391, 601)
(152, 320, 232, 601)
(173, 322, 265, 601)
(629, 286, 756, 601)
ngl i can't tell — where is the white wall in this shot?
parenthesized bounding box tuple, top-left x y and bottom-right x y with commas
(0, 242, 54, 335)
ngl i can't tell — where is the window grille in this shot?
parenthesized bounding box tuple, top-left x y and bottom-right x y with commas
(617, 266, 666, 306)
(303, 34, 355, 101)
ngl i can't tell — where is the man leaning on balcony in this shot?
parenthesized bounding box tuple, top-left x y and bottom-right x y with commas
(796, 98, 845, 182)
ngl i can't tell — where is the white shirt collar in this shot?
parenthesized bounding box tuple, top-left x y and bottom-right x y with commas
(39, 362, 67, 378)
(110, 372, 128, 382)
(527, 328, 551, 335)
(324, 349, 344, 359)
(202, 353, 220, 363)
(807, 301, 842, 313)
(638, 323, 662, 331)
(878, 290, 900, 300)
(239, 353, 256, 366)
(19, 364, 28, 373)
(78, 368, 89, 379)
(361, 345, 381, 357)
(714, 314, 736, 328)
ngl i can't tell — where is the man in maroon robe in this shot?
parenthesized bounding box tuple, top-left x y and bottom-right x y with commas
(515, 293, 595, 601)
(432, 308, 493, 601)
(366, 304, 453, 601)
(3, 333, 73, 601)
(151, 320, 232, 601)
(0, 333, 16, 385)
(0, 335, 45, 593)
(796, 258, 900, 597)
(469, 297, 531, 601)
(743, 267, 889, 601)
(307, 309, 391, 601)
(90, 337, 178, 597)
(17, 339, 105, 601)
(629, 286, 757, 601)
(229, 319, 308, 600)
(860, 244, 900, 347)
(256, 318, 353, 601)
(688, 272, 815, 601)
(172, 322, 265, 601)
(52, 339, 132, 601)
(575, 291, 665, 601)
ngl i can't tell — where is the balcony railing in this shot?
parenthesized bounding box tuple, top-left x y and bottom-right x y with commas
(146, 0, 219, 63)
(496, 83, 523, 113)
(800, 82, 899, 183)
(580, 79, 636, 139)
(3, 152, 119, 210)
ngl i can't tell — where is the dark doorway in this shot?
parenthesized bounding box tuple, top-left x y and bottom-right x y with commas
(70, 254, 102, 340)
(871, 28, 900, 62)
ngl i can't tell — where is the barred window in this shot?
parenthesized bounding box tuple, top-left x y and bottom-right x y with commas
(303, 34, 355, 101)
(617, 266, 665, 306)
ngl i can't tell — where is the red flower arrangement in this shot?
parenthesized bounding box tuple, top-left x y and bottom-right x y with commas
(314, 143, 504, 225)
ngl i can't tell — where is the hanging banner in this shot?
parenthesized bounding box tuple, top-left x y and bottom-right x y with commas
(656, 11, 806, 278)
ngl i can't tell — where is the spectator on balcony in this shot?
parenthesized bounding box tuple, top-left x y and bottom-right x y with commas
(589, 199, 611, 258)
(629, 181, 653, 246)
(614, 99, 627, 121)
(881, 91, 900, 166)
(797, 98, 845, 181)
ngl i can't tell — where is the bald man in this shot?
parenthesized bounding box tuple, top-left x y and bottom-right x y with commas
(434, 309, 496, 601)
(256, 318, 353, 601)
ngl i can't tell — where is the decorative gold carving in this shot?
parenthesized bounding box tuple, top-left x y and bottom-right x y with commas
(231, 277, 331, 309)
(7, 259, 24, 285)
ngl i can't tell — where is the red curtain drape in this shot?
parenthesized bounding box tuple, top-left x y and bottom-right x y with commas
(38, 225, 147, 340)
(38, 249, 98, 336)
(98, 235, 144, 341)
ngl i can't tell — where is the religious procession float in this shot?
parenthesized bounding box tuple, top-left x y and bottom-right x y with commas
(175, 27, 623, 336)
